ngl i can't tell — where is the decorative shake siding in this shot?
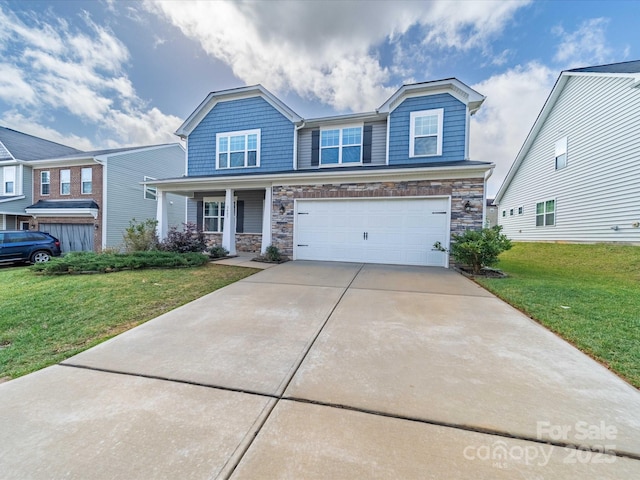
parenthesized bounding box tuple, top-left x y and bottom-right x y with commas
(188, 97, 295, 176)
(388, 94, 467, 165)
(270, 178, 485, 256)
(499, 75, 640, 243)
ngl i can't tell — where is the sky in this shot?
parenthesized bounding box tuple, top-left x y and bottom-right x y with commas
(0, 0, 637, 196)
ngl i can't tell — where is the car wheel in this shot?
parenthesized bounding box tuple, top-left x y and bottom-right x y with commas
(31, 250, 51, 263)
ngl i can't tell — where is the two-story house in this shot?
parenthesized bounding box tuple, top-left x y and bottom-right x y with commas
(495, 60, 640, 243)
(150, 81, 494, 267)
(24, 144, 187, 253)
(0, 126, 81, 231)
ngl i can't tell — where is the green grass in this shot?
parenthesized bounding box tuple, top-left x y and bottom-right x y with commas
(474, 243, 640, 388)
(0, 263, 259, 380)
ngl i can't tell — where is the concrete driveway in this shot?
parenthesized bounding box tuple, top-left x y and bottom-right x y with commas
(1, 261, 639, 479)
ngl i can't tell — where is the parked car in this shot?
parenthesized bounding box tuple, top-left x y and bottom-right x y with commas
(0, 231, 61, 264)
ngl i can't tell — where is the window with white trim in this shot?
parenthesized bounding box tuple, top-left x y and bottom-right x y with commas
(555, 137, 567, 170)
(144, 176, 157, 200)
(60, 169, 71, 195)
(41, 171, 50, 195)
(81, 167, 92, 194)
(203, 197, 225, 232)
(518, 206, 523, 215)
(3, 166, 15, 194)
(410, 109, 444, 157)
(216, 129, 260, 169)
(536, 199, 555, 226)
(320, 125, 362, 165)
(509, 208, 514, 216)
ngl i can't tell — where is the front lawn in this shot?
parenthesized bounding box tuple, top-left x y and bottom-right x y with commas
(0, 263, 259, 380)
(474, 243, 640, 388)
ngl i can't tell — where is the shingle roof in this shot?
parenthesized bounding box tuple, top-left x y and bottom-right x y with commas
(26, 200, 99, 210)
(0, 126, 81, 161)
(568, 60, 640, 74)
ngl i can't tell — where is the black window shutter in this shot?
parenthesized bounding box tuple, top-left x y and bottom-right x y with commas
(362, 125, 373, 164)
(311, 129, 320, 166)
(236, 200, 244, 233)
(196, 201, 203, 230)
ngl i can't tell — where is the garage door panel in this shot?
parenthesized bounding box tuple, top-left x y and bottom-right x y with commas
(295, 198, 449, 267)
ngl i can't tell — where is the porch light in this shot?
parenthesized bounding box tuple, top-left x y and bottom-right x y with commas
(464, 201, 472, 213)
(279, 204, 286, 214)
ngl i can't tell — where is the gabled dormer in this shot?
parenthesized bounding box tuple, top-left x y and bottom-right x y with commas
(176, 85, 302, 177)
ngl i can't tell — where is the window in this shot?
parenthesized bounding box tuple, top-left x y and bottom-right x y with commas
(536, 199, 555, 226)
(3, 166, 15, 194)
(410, 109, 444, 157)
(216, 129, 260, 169)
(144, 176, 157, 200)
(509, 208, 514, 216)
(518, 206, 523, 215)
(203, 198, 225, 232)
(81, 167, 92, 194)
(502, 210, 506, 217)
(320, 126, 362, 165)
(555, 137, 567, 170)
(41, 171, 50, 195)
(60, 169, 70, 195)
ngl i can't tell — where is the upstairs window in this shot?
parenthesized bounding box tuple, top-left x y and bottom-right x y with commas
(144, 176, 157, 200)
(3, 166, 15, 194)
(81, 167, 92, 194)
(320, 126, 362, 165)
(41, 171, 50, 195)
(536, 199, 555, 226)
(216, 129, 260, 169)
(410, 109, 443, 157)
(555, 137, 567, 170)
(60, 169, 71, 195)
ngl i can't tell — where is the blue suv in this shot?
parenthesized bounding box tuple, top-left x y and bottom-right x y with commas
(0, 230, 62, 264)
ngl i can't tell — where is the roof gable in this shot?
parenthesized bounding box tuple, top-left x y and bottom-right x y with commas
(0, 126, 80, 161)
(175, 85, 302, 139)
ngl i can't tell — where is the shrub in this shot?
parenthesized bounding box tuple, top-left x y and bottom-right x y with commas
(434, 225, 512, 275)
(123, 218, 159, 252)
(161, 222, 207, 253)
(265, 245, 282, 262)
(208, 245, 229, 258)
(30, 251, 209, 275)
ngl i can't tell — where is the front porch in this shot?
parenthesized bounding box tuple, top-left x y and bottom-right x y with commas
(156, 186, 273, 256)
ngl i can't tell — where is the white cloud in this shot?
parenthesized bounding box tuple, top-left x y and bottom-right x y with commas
(145, 0, 529, 111)
(553, 18, 614, 69)
(0, 5, 180, 149)
(470, 62, 556, 197)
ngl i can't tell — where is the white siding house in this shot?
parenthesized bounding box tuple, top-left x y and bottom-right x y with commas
(495, 60, 640, 244)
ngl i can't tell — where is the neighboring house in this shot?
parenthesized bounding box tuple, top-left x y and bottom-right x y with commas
(485, 199, 498, 228)
(151, 80, 493, 268)
(23, 144, 186, 253)
(495, 60, 640, 243)
(0, 126, 81, 231)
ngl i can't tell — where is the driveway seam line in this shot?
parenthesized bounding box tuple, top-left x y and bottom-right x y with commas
(280, 396, 640, 461)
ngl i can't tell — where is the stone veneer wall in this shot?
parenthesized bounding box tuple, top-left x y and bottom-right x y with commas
(204, 233, 262, 253)
(270, 178, 485, 257)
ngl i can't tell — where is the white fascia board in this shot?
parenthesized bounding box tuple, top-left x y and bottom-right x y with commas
(303, 111, 386, 128)
(25, 208, 99, 219)
(378, 79, 486, 114)
(494, 73, 569, 204)
(148, 163, 494, 193)
(0, 195, 26, 203)
(24, 156, 99, 168)
(94, 143, 184, 163)
(175, 85, 303, 138)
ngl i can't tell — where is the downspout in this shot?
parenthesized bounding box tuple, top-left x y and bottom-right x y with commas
(292, 121, 305, 170)
(483, 167, 493, 228)
(93, 156, 107, 250)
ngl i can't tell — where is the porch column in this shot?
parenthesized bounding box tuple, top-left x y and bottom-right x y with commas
(261, 186, 272, 254)
(156, 189, 168, 240)
(222, 188, 236, 255)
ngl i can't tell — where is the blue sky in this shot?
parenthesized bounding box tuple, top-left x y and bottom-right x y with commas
(0, 0, 637, 195)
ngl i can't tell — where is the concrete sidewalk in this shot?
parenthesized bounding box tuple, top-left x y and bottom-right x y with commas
(1, 261, 639, 479)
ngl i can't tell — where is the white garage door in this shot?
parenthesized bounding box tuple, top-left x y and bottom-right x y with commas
(294, 197, 450, 266)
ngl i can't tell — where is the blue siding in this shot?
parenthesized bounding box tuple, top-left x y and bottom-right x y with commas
(188, 97, 295, 176)
(388, 94, 466, 165)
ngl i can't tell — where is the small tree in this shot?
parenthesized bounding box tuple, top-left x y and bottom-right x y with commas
(435, 225, 512, 275)
(123, 218, 159, 252)
(161, 222, 207, 253)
